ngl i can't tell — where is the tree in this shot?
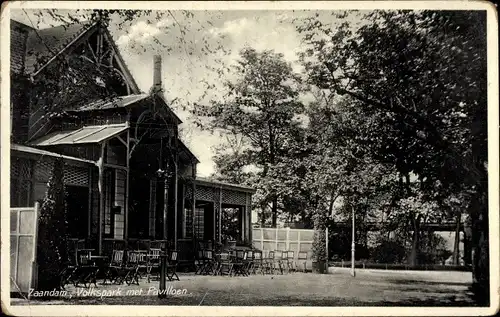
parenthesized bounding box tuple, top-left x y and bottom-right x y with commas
(195, 48, 304, 227)
(36, 158, 69, 292)
(298, 10, 488, 294)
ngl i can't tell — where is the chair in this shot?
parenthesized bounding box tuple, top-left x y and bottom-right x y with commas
(297, 252, 308, 272)
(263, 250, 275, 274)
(59, 246, 79, 289)
(202, 249, 216, 275)
(246, 250, 255, 273)
(286, 251, 296, 273)
(252, 250, 264, 275)
(166, 250, 180, 281)
(194, 250, 205, 275)
(232, 251, 249, 276)
(124, 250, 146, 285)
(103, 249, 126, 284)
(273, 251, 286, 275)
(216, 252, 234, 276)
(146, 248, 162, 283)
(74, 249, 97, 287)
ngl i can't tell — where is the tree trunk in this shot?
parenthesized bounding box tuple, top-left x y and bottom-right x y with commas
(470, 191, 489, 305)
(408, 215, 420, 266)
(452, 213, 461, 265)
(271, 197, 278, 228)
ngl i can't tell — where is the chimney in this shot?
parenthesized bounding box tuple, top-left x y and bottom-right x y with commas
(152, 55, 162, 95)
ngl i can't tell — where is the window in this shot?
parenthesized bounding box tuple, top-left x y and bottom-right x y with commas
(194, 208, 204, 240)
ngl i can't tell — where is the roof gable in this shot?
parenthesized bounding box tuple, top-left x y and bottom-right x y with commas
(11, 19, 140, 94)
(24, 22, 94, 75)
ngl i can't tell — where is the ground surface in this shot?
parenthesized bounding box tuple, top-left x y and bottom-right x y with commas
(10, 268, 477, 306)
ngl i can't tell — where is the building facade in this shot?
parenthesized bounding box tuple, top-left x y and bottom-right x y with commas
(10, 19, 254, 260)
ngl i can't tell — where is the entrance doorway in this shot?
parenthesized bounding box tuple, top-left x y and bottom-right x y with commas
(66, 185, 89, 239)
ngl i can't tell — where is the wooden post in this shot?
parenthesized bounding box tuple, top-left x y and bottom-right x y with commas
(218, 187, 222, 244)
(275, 227, 278, 251)
(260, 227, 264, 251)
(124, 129, 130, 240)
(297, 230, 301, 254)
(98, 142, 106, 255)
(247, 193, 252, 244)
(192, 181, 196, 240)
(88, 167, 93, 238)
(174, 163, 178, 250)
(286, 227, 290, 251)
(240, 207, 245, 242)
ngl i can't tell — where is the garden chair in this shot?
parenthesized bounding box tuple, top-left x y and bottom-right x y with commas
(103, 249, 126, 284)
(202, 249, 217, 275)
(166, 250, 180, 281)
(263, 250, 275, 274)
(273, 251, 286, 274)
(194, 250, 205, 275)
(246, 250, 254, 273)
(59, 247, 79, 289)
(123, 250, 145, 285)
(252, 250, 264, 275)
(74, 249, 98, 287)
(286, 251, 296, 273)
(297, 252, 308, 272)
(232, 251, 249, 276)
(216, 252, 233, 276)
(146, 248, 162, 283)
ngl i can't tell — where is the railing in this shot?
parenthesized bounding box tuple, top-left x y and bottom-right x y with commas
(331, 261, 472, 272)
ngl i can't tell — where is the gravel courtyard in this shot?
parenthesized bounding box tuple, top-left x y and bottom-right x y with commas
(11, 268, 477, 306)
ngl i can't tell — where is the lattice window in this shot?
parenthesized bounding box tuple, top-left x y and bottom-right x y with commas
(10, 157, 33, 207)
(34, 160, 54, 182)
(64, 165, 89, 187)
(195, 185, 215, 202)
(221, 189, 247, 205)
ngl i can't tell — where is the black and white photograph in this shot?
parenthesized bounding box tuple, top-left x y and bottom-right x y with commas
(1, 1, 498, 315)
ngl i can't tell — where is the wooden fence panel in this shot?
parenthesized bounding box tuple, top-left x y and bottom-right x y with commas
(10, 204, 39, 294)
(252, 227, 314, 259)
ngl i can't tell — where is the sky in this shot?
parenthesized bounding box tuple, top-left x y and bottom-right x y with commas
(11, 9, 359, 177)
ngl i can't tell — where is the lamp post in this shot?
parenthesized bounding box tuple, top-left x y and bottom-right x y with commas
(351, 204, 356, 277)
(157, 165, 173, 240)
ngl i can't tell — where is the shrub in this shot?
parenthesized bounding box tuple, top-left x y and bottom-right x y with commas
(36, 158, 70, 291)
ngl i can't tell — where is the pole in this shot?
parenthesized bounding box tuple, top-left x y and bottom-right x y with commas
(325, 226, 329, 273)
(158, 253, 167, 298)
(351, 204, 356, 277)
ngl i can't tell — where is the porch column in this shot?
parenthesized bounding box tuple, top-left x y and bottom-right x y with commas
(192, 181, 196, 239)
(218, 187, 222, 244)
(98, 142, 106, 254)
(246, 193, 252, 244)
(240, 206, 245, 242)
(174, 162, 178, 250)
(124, 129, 130, 240)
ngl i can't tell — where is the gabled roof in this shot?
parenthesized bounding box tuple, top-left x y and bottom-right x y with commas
(178, 139, 200, 164)
(11, 19, 140, 93)
(24, 22, 95, 75)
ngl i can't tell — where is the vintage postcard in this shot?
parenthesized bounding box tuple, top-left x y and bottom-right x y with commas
(1, 1, 498, 316)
